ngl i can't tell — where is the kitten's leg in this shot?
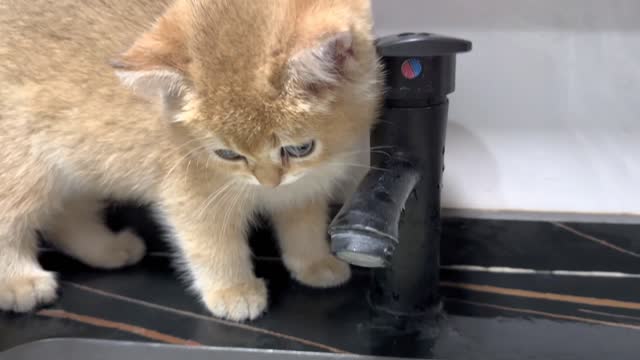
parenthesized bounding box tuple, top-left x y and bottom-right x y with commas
(0, 179, 58, 312)
(272, 198, 351, 288)
(161, 186, 266, 321)
(45, 197, 146, 270)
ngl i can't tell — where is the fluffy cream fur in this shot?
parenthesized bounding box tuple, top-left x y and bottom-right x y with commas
(0, 0, 381, 321)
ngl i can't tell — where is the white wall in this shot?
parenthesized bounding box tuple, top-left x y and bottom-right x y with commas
(371, 0, 640, 221)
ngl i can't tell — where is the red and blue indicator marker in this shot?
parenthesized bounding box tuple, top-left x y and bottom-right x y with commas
(401, 58, 423, 80)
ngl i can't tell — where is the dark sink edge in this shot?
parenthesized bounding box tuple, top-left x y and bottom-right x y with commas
(0, 338, 432, 360)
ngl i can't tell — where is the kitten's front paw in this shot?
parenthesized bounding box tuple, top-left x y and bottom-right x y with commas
(89, 230, 147, 270)
(0, 270, 58, 312)
(289, 255, 351, 288)
(202, 278, 268, 322)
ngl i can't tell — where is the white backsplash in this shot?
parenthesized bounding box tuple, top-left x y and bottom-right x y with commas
(371, 0, 640, 221)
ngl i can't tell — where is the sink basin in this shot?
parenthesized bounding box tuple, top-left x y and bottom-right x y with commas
(0, 339, 424, 360)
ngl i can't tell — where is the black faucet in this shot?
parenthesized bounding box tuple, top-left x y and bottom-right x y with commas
(329, 33, 471, 320)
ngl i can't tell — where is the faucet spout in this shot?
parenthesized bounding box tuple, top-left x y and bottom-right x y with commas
(329, 151, 420, 268)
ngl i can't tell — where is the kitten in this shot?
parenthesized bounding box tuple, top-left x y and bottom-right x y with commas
(0, 0, 381, 321)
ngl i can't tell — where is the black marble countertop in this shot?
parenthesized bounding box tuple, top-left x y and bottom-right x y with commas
(1, 209, 639, 360)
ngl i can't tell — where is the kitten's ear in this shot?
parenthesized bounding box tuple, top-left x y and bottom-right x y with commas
(288, 31, 357, 94)
(110, 14, 190, 98)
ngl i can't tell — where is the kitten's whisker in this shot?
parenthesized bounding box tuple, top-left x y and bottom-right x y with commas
(237, 184, 252, 232)
(214, 193, 229, 242)
(340, 150, 393, 159)
(336, 146, 395, 156)
(196, 180, 236, 219)
(370, 146, 396, 150)
(341, 145, 395, 154)
(220, 185, 244, 241)
(327, 162, 391, 172)
(184, 160, 193, 185)
(218, 183, 239, 241)
(331, 147, 394, 159)
(162, 136, 211, 159)
(369, 150, 394, 158)
(163, 144, 208, 184)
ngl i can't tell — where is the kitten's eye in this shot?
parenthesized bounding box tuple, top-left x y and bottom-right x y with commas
(282, 141, 315, 158)
(215, 149, 245, 161)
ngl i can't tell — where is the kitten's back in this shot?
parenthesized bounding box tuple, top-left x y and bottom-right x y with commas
(0, 0, 170, 83)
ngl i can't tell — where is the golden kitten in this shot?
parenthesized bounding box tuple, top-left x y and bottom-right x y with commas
(0, 0, 381, 321)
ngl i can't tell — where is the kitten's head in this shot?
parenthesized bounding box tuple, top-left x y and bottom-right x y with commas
(112, 0, 381, 189)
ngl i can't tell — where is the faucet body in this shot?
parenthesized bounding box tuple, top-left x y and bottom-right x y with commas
(329, 33, 471, 318)
(369, 104, 449, 316)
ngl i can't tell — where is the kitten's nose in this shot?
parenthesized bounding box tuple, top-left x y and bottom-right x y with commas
(253, 166, 282, 188)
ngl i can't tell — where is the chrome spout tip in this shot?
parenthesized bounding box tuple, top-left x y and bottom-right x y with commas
(330, 230, 394, 269)
(336, 251, 388, 269)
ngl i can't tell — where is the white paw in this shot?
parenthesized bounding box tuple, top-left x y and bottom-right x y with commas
(84, 230, 146, 270)
(0, 270, 58, 312)
(289, 255, 352, 288)
(202, 278, 268, 322)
